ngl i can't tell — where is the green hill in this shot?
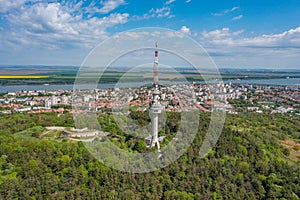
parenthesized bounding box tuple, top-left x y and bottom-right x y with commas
(0, 112, 299, 199)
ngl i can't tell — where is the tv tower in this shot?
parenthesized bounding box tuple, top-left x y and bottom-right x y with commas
(149, 42, 164, 151)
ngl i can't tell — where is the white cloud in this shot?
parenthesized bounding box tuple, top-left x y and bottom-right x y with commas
(4, 2, 129, 49)
(98, 0, 125, 14)
(185, 0, 191, 3)
(231, 6, 239, 12)
(180, 26, 190, 34)
(212, 6, 239, 17)
(232, 14, 243, 21)
(201, 27, 300, 48)
(240, 27, 300, 48)
(202, 28, 244, 44)
(0, 0, 26, 13)
(133, 6, 173, 20)
(165, 0, 176, 5)
(150, 7, 171, 18)
(200, 27, 300, 68)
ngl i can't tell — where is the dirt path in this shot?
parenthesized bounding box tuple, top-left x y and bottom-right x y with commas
(67, 137, 99, 142)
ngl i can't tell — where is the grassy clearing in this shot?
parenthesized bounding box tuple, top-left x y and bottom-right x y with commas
(280, 139, 300, 163)
(42, 130, 62, 138)
(14, 126, 45, 137)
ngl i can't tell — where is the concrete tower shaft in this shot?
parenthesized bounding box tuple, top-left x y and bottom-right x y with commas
(150, 42, 164, 151)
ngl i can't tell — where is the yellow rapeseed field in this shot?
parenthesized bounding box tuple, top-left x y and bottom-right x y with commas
(0, 75, 48, 79)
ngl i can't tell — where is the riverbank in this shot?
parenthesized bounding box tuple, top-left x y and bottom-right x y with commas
(0, 78, 299, 93)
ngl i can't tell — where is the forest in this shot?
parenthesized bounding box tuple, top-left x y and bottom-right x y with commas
(0, 111, 299, 199)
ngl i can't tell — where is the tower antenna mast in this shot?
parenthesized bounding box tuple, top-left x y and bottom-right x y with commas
(153, 41, 159, 88)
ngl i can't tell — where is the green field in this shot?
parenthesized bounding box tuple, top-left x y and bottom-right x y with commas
(0, 66, 300, 85)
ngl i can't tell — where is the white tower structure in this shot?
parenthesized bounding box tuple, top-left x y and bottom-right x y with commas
(149, 42, 164, 151)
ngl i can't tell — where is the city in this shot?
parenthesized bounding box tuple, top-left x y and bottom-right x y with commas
(1, 0, 300, 199)
(1, 83, 299, 116)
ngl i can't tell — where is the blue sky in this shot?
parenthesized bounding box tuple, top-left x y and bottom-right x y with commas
(0, 0, 300, 69)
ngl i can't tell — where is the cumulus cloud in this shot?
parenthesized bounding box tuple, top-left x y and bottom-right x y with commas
(201, 28, 244, 45)
(0, 0, 26, 13)
(2, 1, 129, 49)
(240, 27, 300, 48)
(180, 26, 190, 34)
(200, 27, 300, 68)
(201, 27, 300, 48)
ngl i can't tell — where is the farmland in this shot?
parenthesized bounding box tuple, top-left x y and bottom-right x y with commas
(0, 65, 300, 85)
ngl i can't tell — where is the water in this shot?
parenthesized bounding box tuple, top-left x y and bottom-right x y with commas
(0, 82, 153, 93)
(224, 78, 300, 86)
(0, 78, 299, 93)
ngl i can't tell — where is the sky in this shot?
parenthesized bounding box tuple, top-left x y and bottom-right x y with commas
(0, 0, 300, 69)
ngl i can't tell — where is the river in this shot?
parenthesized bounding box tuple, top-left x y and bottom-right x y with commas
(0, 78, 299, 93)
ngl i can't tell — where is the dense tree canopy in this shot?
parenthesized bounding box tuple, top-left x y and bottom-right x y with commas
(0, 112, 299, 199)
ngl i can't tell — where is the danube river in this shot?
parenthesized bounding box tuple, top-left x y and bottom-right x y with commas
(0, 78, 299, 93)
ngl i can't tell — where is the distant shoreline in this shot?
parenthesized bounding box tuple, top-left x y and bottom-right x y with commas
(0, 78, 299, 93)
(1, 66, 300, 87)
